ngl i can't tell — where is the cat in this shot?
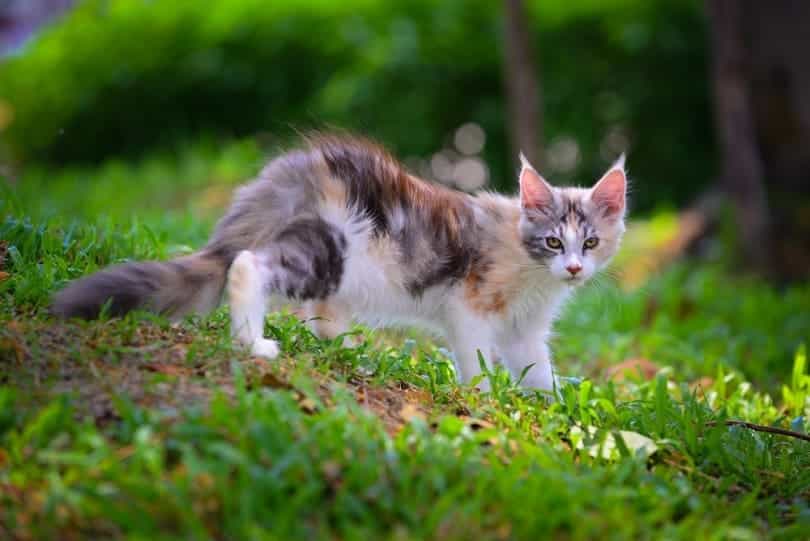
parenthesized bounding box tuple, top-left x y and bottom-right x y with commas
(52, 133, 627, 390)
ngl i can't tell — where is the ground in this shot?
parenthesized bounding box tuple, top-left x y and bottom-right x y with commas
(1, 142, 809, 539)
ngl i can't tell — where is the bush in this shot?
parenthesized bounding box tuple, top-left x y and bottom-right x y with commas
(0, 0, 711, 208)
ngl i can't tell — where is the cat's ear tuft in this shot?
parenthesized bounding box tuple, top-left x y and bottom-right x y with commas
(611, 152, 626, 171)
(519, 153, 553, 210)
(591, 157, 627, 219)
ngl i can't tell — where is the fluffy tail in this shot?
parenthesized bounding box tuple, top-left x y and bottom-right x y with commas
(51, 250, 229, 320)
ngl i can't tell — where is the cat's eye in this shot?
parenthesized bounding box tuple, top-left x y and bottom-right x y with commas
(583, 237, 599, 250)
(545, 237, 562, 250)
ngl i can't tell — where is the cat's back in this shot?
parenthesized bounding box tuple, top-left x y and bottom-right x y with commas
(219, 133, 423, 226)
(209, 134, 484, 289)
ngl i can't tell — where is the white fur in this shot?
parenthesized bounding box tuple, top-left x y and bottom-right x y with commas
(228, 250, 279, 359)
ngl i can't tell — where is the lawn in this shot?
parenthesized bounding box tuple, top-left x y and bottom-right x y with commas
(1, 142, 809, 540)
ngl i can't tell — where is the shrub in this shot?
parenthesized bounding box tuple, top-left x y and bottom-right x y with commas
(0, 0, 710, 207)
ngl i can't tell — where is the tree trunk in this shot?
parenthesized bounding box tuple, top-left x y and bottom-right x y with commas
(746, 0, 810, 281)
(503, 0, 542, 169)
(707, 0, 771, 273)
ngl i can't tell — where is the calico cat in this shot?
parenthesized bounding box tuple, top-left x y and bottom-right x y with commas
(52, 133, 627, 390)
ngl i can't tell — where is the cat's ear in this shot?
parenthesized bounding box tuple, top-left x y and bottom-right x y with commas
(519, 153, 553, 210)
(591, 154, 627, 220)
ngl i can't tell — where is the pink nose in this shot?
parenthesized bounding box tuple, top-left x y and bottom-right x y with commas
(566, 263, 582, 276)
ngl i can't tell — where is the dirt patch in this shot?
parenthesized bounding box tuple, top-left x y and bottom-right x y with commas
(2, 317, 442, 435)
(1, 318, 236, 424)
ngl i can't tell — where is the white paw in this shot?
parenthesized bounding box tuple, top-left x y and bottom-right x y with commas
(251, 338, 279, 359)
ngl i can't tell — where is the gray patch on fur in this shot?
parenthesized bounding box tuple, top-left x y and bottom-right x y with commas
(519, 191, 597, 260)
(262, 217, 347, 300)
(51, 251, 227, 320)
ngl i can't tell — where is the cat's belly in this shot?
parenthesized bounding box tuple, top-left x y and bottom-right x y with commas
(349, 291, 448, 333)
(336, 268, 449, 332)
(333, 228, 449, 332)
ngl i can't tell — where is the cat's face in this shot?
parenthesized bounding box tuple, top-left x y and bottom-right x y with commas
(518, 155, 627, 284)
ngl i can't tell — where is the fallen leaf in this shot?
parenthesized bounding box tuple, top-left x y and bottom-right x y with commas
(606, 358, 661, 382)
(142, 363, 191, 377)
(260, 371, 292, 389)
(690, 376, 715, 396)
(459, 416, 494, 431)
(0, 271, 9, 282)
(0, 324, 27, 363)
(321, 460, 342, 483)
(168, 343, 188, 362)
(399, 403, 426, 423)
(570, 425, 659, 460)
(250, 357, 273, 370)
(298, 397, 318, 414)
(5, 320, 24, 333)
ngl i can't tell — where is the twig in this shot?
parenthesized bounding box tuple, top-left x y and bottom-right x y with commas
(661, 456, 745, 494)
(707, 420, 810, 443)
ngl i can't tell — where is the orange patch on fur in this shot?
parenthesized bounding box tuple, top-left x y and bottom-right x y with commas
(319, 169, 347, 207)
(463, 201, 528, 316)
(464, 265, 508, 314)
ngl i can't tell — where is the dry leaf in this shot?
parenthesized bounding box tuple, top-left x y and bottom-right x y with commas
(689, 376, 715, 396)
(299, 397, 318, 414)
(0, 271, 9, 282)
(168, 343, 188, 362)
(459, 416, 494, 431)
(606, 358, 661, 382)
(249, 357, 272, 370)
(0, 324, 27, 363)
(571, 425, 659, 460)
(399, 403, 426, 423)
(142, 363, 191, 377)
(260, 371, 292, 389)
(321, 460, 342, 482)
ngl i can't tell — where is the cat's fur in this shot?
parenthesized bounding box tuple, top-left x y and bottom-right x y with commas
(52, 133, 627, 390)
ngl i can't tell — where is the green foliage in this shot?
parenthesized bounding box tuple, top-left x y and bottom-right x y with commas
(1, 328, 809, 538)
(783, 345, 809, 418)
(0, 0, 711, 208)
(554, 266, 810, 389)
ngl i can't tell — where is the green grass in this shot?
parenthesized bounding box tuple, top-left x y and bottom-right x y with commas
(1, 144, 809, 539)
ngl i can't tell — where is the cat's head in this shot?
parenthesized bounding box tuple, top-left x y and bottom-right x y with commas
(517, 154, 627, 284)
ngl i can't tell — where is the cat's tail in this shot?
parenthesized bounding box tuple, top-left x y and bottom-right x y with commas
(51, 249, 230, 320)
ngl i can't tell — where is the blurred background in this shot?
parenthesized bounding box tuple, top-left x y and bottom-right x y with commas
(0, 0, 808, 281)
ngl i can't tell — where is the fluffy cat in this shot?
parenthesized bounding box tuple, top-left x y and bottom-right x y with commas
(52, 133, 627, 390)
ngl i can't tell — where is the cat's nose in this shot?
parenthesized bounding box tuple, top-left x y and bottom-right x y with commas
(566, 263, 582, 276)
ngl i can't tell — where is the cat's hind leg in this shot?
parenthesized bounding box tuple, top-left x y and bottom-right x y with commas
(229, 217, 348, 358)
(228, 250, 279, 358)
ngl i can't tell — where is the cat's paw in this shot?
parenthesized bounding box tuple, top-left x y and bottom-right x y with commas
(251, 338, 280, 359)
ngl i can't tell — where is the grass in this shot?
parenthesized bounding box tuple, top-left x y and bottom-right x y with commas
(1, 142, 809, 540)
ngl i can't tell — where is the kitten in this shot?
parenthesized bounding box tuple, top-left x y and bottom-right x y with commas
(52, 133, 627, 390)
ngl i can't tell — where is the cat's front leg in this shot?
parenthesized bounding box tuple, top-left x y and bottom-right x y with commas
(302, 299, 358, 348)
(446, 314, 496, 390)
(497, 331, 557, 392)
